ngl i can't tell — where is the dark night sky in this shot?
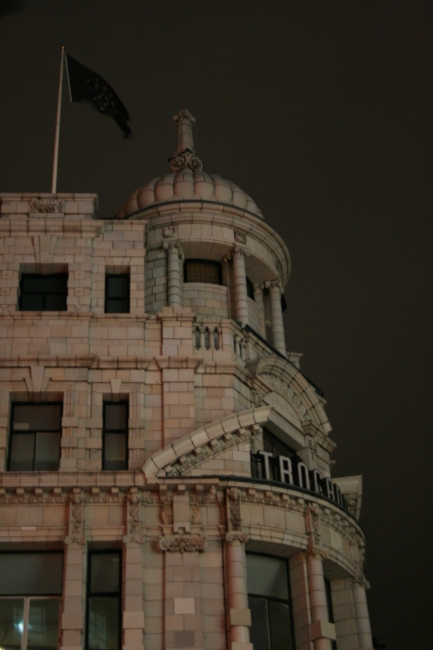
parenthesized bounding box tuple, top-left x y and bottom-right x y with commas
(0, 1, 432, 647)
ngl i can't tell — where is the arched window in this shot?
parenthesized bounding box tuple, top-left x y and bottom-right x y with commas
(246, 553, 295, 650)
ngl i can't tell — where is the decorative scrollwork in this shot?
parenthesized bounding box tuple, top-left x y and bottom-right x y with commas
(158, 534, 207, 553)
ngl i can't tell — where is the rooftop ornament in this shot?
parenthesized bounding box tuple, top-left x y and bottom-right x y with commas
(168, 109, 204, 173)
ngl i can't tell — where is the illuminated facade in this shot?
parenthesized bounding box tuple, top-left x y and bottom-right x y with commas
(0, 110, 374, 650)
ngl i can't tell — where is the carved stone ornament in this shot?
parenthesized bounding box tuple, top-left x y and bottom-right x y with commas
(190, 502, 201, 524)
(225, 531, 249, 544)
(163, 225, 177, 239)
(161, 503, 173, 525)
(127, 488, 141, 535)
(158, 534, 207, 553)
(259, 373, 312, 422)
(29, 199, 65, 213)
(251, 388, 265, 408)
(227, 487, 242, 531)
(234, 230, 247, 245)
(169, 151, 203, 173)
(66, 488, 85, 544)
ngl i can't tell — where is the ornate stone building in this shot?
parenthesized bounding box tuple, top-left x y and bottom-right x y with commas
(0, 110, 374, 650)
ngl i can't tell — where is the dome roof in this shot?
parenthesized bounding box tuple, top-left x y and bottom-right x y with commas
(116, 109, 263, 220)
(117, 170, 263, 219)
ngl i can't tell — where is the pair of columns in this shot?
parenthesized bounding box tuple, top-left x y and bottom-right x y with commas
(164, 242, 287, 356)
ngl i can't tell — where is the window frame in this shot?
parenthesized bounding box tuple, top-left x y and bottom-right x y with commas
(8, 401, 63, 472)
(86, 550, 122, 650)
(0, 550, 63, 650)
(19, 272, 68, 312)
(246, 552, 296, 650)
(183, 259, 223, 285)
(105, 273, 130, 314)
(102, 401, 129, 471)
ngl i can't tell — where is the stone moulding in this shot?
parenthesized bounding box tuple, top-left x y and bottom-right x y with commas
(158, 534, 207, 552)
(142, 405, 273, 478)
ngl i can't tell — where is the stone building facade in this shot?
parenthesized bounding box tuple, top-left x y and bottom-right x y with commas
(0, 110, 374, 650)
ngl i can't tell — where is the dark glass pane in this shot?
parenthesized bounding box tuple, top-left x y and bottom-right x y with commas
(106, 276, 129, 298)
(20, 294, 43, 310)
(88, 597, 120, 650)
(325, 578, 334, 623)
(104, 434, 127, 468)
(45, 293, 67, 311)
(269, 600, 293, 650)
(104, 404, 127, 431)
(90, 554, 120, 593)
(246, 555, 288, 600)
(106, 299, 129, 314)
(0, 553, 63, 595)
(9, 433, 35, 471)
(28, 599, 60, 650)
(184, 260, 222, 285)
(41, 275, 67, 293)
(263, 429, 295, 459)
(246, 278, 254, 300)
(249, 597, 270, 650)
(21, 276, 42, 292)
(34, 432, 60, 470)
(0, 598, 24, 650)
(13, 404, 62, 431)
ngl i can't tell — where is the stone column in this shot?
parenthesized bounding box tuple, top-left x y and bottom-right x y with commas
(267, 280, 286, 355)
(289, 551, 314, 650)
(253, 282, 266, 336)
(60, 489, 86, 650)
(232, 247, 249, 327)
(305, 506, 335, 650)
(164, 242, 183, 307)
(225, 488, 252, 650)
(352, 578, 374, 649)
(307, 553, 333, 650)
(123, 488, 145, 650)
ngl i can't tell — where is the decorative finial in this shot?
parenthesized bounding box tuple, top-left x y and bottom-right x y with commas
(169, 109, 203, 173)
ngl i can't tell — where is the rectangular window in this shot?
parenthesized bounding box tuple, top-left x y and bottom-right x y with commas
(9, 402, 62, 471)
(103, 401, 128, 470)
(105, 273, 130, 313)
(0, 552, 62, 650)
(246, 277, 255, 300)
(87, 551, 121, 650)
(246, 554, 295, 650)
(19, 273, 68, 311)
(184, 259, 223, 285)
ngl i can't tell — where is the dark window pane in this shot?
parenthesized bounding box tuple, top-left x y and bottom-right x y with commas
(0, 553, 63, 595)
(106, 299, 129, 314)
(107, 276, 129, 298)
(246, 555, 288, 600)
(19, 273, 68, 312)
(184, 260, 222, 285)
(104, 434, 127, 466)
(45, 293, 67, 311)
(90, 554, 120, 593)
(0, 598, 24, 649)
(14, 404, 62, 431)
(9, 433, 35, 471)
(88, 597, 120, 650)
(246, 278, 255, 300)
(104, 404, 127, 431)
(269, 600, 293, 650)
(28, 599, 60, 650)
(34, 432, 60, 471)
(20, 294, 43, 310)
(263, 429, 295, 459)
(249, 597, 270, 650)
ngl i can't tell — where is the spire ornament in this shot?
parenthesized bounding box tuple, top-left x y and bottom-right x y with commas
(169, 109, 203, 172)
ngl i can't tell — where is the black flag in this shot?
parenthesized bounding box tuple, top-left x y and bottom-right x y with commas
(65, 53, 132, 137)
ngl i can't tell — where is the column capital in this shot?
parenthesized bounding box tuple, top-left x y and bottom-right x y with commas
(264, 278, 282, 292)
(225, 531, 249, 544)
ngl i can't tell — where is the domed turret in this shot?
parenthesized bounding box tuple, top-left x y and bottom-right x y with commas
(117, 109, 263, 219)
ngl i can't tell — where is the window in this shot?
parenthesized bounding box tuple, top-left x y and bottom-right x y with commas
(251, 429, 298, 481)
(86, 551, 121, 650)
(8, 403, 62, 471)
(184, 259, 223, 285)
(325, 578, 338, 650)
(105, 274, 130, 313)
(103, 402, 128, 470)
(246, 277, 255, 300)
(0, 552, 63, 650)
(246, 554, 295, 650)
(19, 273, 68, 311)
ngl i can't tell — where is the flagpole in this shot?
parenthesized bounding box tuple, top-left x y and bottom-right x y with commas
(51, 46, 65, 193)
